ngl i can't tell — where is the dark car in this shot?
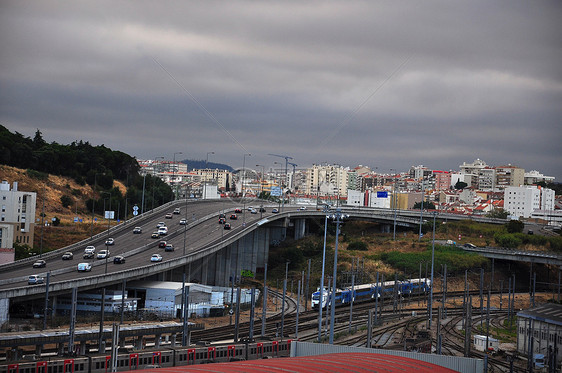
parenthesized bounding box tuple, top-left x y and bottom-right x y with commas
(83, 252, 95, 259)
(230, 214, 237, 220)
(234, 208, 242, 213)
(219, 213, 226, 219)
(113, 255, 126, 264)
(259, 207, 266, 212)
(62, 252, 73, 260)
(158, 241, 167, 248)
(165, 244, 174, 252)
(224, 223, 231, 230)
(463, 243, 477, 249)
(33, 260, 46, 268)
(218, 217, 226, 224)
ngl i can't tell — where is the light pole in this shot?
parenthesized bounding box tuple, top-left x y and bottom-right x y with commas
(102, 192, 111, 274)
(242, 153, 251, 226)
(172, 151, 183, 200)
(288, 162, 298, 204)
(329, 208, 347, 344)
(429, 211, 437, 328)
(390, 169, 398, 241)
(419, 176, 425, 241)
(256, 164, 265, 198)
(318, 207, 329, 342)
(141, 173, 146, 215)
(203, 152, 214, 199)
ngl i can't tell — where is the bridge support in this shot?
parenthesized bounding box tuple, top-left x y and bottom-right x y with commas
(0, 297, 9, 326)
(294, 218, 306, 240)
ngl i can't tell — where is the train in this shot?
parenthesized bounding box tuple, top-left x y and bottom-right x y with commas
(0, 339, 293, 373)
(311, 278, 431, 309)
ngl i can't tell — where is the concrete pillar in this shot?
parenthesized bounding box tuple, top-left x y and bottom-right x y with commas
(79, 341, 86, 355)
(51, 295, 57, 316)
(201, 259, 209, 285)
(119, 338, 126, 348)
(0, 298, 9, 325)
(224, 245, 232, 287)
(136, 337, 144, 350)
(35, 344, 42, 357)
(155, 334, 161, 348)
(58, 343, 64, 356)
(170, 333, 177, 347)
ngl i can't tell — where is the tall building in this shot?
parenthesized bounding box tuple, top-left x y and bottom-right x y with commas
(504, 185, 554, 218)
(0, 181, 37, 264)
(495, 165, 525, 190)
(305, 164, 349, 197)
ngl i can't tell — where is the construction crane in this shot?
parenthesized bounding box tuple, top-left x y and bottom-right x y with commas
(268, 153, 293, 210)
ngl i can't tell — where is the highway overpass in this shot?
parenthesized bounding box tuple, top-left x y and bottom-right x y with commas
(0, 200, 507, 324)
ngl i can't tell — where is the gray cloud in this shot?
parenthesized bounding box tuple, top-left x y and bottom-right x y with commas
(1, 0, 561, 179)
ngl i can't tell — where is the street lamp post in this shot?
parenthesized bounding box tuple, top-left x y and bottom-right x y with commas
(256, 164, 265, 198)
(318, 208, 329, 342)
(172, 152, 183, 200)
(203, 152, 214, 199)
(329, 209, 347, 344)
(152, 156, 164, 211)
(429, 211, 437, 328)
(102, 192, 111, 274)
(242, 153, 251, 226)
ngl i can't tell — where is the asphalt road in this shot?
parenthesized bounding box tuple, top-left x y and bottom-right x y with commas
(0, 199, 284, 291)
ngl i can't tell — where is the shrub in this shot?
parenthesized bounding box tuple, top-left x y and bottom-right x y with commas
(506, 220, 524, 234)
(26, 169, 48, 180)
(347, 241, 368, 251)
(494, 233, 522, 248)
(60, 195, 72, 208)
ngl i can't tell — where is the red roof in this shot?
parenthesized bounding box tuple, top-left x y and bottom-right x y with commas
(141, 353, 459, 372)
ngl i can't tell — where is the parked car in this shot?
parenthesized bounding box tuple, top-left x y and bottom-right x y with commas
(151, 253, 163, 262)
(105, 237, 115, 246)
(113, 255, 126, 264)
(133, 227, 142, 234)
(151, 231, 160, 239)
(62, 252, 73, 260)
(165, 244, 174, 252)
(77, 262, 92, 272)
(234, 208, 242, 213)
(28, 275, 44, 285)
(173, 208, 181, 214)
(230, 214, 237, 220)
(224, 223, 231, 230)
(158, 241, 167, 248)
(165, 213, 173, 219)
(179, 218, 187, 225)
(97, 250, 110, 259)
(33, 260, 46, 268)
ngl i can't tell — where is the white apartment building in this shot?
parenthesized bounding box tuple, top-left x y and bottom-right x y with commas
(504, 186, 555, 218)
(524, 170, 556, 185)
(305, 164, 349, 197)
(0, 181, 37, 264)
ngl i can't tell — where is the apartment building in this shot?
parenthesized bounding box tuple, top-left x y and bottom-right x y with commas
(0, 181, 37, 264)
(305, 164, 349, 197)
(504, 185, 554, 218)
(495, 165, 525, 190)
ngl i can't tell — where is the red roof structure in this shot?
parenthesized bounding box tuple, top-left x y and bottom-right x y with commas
(140, 353, 460, 372)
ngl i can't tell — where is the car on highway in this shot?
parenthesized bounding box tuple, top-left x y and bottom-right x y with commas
(173, 208, 181, 214)
(250, 208, 257, 214)
(158, 240, 167, 248)
(230, 214, 237, 220)
(259, 207, 266, 212)
(77, 262, 92, 272)
(219, 213, 226, 219)
(272, 208, 279, 213)
(84, 246, 95, 255)
(151, 254, 163, 262)
(133, 227, 142, 234)
(33, 259, 46, 268)
(105, 237, 115, 245)
(463, 243, 477, 249)
(179, 218, 187, 225)
(157, 222, 166, 228)
(84, 252, 95, 259)
(165, 244, 174, 252)
(165, 213, 173, 219)
(224, 223, 231, 230)
(97, 250, 110, 259)
(158, 226, 168, 236)
(218, 217, 226, 224)
(28, 275, 44, 285)
(113, 255, 126, 264)
(62, 252, 73, 260)
(151, 231, 160, 239)
(298, 206, 307, 210)
(234, 208, 242, 213)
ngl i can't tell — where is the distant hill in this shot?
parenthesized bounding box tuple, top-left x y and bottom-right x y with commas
(181, 159, 234, 172)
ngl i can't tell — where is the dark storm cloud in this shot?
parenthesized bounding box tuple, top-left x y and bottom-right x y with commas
(1, 1, 560, 179)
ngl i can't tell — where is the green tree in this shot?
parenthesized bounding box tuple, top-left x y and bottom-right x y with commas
(454, 181, 468, 190)
(60, 195, 72, 208)
(413, 201, 436, 210)
(487, 208, 508, 219)
(347, 241, 368, 251)
(506, 220, 524, 234)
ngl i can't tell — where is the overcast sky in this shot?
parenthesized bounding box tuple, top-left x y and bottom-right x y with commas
(1, 1, 561, 179)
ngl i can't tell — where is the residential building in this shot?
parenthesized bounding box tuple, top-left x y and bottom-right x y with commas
(305, 164, 349, 197)
(524, 170, 556, 185)
(433, 171, 452, 191)
(495, 165, 525, 190)
(504, 185, 555, 218)
(0, 181, 36, 264)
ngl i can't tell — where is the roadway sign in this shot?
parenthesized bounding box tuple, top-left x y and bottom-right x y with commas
(133, 210, 138, 216)
(271, 186, 281, 196)
(133, 205, 139, 211)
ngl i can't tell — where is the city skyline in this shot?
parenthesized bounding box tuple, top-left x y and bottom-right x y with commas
(1, 1, 560, 179)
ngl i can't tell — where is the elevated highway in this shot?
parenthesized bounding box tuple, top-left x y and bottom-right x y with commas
(0, 201, 508, 323)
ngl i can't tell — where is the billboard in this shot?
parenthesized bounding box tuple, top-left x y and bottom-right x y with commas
(377, 191, 388, 198)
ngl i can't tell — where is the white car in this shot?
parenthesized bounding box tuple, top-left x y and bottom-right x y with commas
(84, 246, 95, 254)
(156, 222, 166, 228)
(97, 250, 110, 259)
(179, 218, 187, 225)
(298, 206, 307, 210)
(77, 263, 92, 272)
(158, 226, 168, 236)
(151, 254, 163, 262)
(105, 237, 115, 245)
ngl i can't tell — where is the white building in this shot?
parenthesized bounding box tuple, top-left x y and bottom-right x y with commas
(0, 181, 37, 264)
(504, 186, 555, 219)
(524, 170, 556, 185)
(305, 164, 349, 197)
